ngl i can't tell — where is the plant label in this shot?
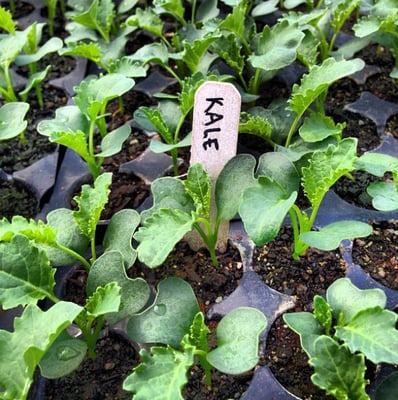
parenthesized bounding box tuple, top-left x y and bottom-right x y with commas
(188, 81, 241, 252)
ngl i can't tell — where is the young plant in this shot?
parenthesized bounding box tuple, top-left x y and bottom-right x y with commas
(0, 9, 63, 108)
(283, 277, 398, 400)
(134, 160, 244, 268)
(0, 172, 151, 399)
(354, 151, 398, 211)
(37, 73, 135, 179)
(218, 138, 373, 260)
(134, 71, 229, 175)
(123, 277, 267, 398)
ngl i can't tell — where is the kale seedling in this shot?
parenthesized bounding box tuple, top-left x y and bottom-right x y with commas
(284, 277, 398, 400)
(0, 172, 151, 399)
(123, 277, 267, 398)
(218, 137, 372, 260)
(37, 73, 135, 179)
(0, 102, 29, 142)
(0, 8, 63, 109)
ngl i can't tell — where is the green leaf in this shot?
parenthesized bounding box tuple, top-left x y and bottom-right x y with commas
(96, 123, 131, 157)
(299, 113, 345, 143)
(37, 105, 89, 136)
(212, 34, 245, 75)
(135, 208, 193, 268)
(336, 306, 398, 365)
(0, 27, 30, 67)
(239, 111, 273, 142)
(0, 235, 56, 309)
(126, 7, 164, 38)
(74, 74, 134, 121)
(127, 277, 200, 347)
(310, 336, 368, 400)
(130, 42, 169, 66)
(299, 220, 373, 251)
(240, 177, 297, 246)
(108, 57, 148, 77)
(326, 277, 387, 324)
(134, 106, 174, 144)
(0, 102, 29, 140)
(183, 163, 211, 219)
(44, 208, 90, 266)
(302, 138, 357, 208)
(85, 281, 121, 317)
(0, 302, 82, 400)
(367, 182, 398, 211)
(0, 215, 56, 244)
(73, 172, 112, 240)
(59, 42, 102, 65)
(123, 344, 194, 400)
(19, 66, 51, 100)
(39, 331, 87, 379)
(354, 152, 398, 176)
(249, 20, 305, 72)
(149, 133, 192, 153)
(289, 58, 365, 117)
(15, 37, 63, 65)
(153, 0, 186, 24)
(0, 5, 16, 33)
(331, 0, 360, 35)
(207, 307, 267, 374)
(87, 251, 151, 324)
(188, 312, 210, 352)
(313, 295, 332, 335)
(103, 209, 140, 268)
(216, 154, 257, 221)
(283, 312, 323, 358)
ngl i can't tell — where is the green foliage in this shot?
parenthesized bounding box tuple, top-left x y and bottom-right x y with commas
(284, 278, 398, 400)
(124, 277, 267, 398)
(135, 163, 222, 267)
(37, 74, 134, 179)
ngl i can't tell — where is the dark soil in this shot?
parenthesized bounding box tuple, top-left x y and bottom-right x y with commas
(39, 331, 139, 400)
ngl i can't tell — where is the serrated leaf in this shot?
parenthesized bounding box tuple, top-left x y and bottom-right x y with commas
(336, 307, 398, 364)
(0, 302, 82, 400)
(153, 0, 185, 23)
(0, 235, 56, 309)
(283, 312, 323, 358)
(0, 102, 29, 140)
(73, 172, 112, 240)
(44, 208, 90, 266)
(74, 74, 134, 120)
(183, 163, 211, 219)
(302, 138, 357, 208)
(0, 5, 16, 33)
(39, 330, 87, 379)
(299, 113, 345, 143)
(134, 106, 174, 144)
(240, 177, 297, 246)
(126, 7, 164, 38)
(300, 220, 372, 251)
(313, 295, 332, 335)
(127, 277, 200, 347)
(239, 111, 272, 142)
(207, 307, 267, 374)
(96, 123, 131, 157)
(289, 58, 365, 117)
(211, 33, 245, 75)
(135, 208, 193, 268)
(188, 312, 210, 352)
(87, 251, 150, 324)
(59, 42, 102, 64)
(331, 0, 360, 35)
(310, 336, 368, 400)
(108, 57, 148, 77)
(123, 345, 194, 400)
(326, 277, 386, 324)
(249, 20, 305, 72)
(85, 281, 121, 317)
